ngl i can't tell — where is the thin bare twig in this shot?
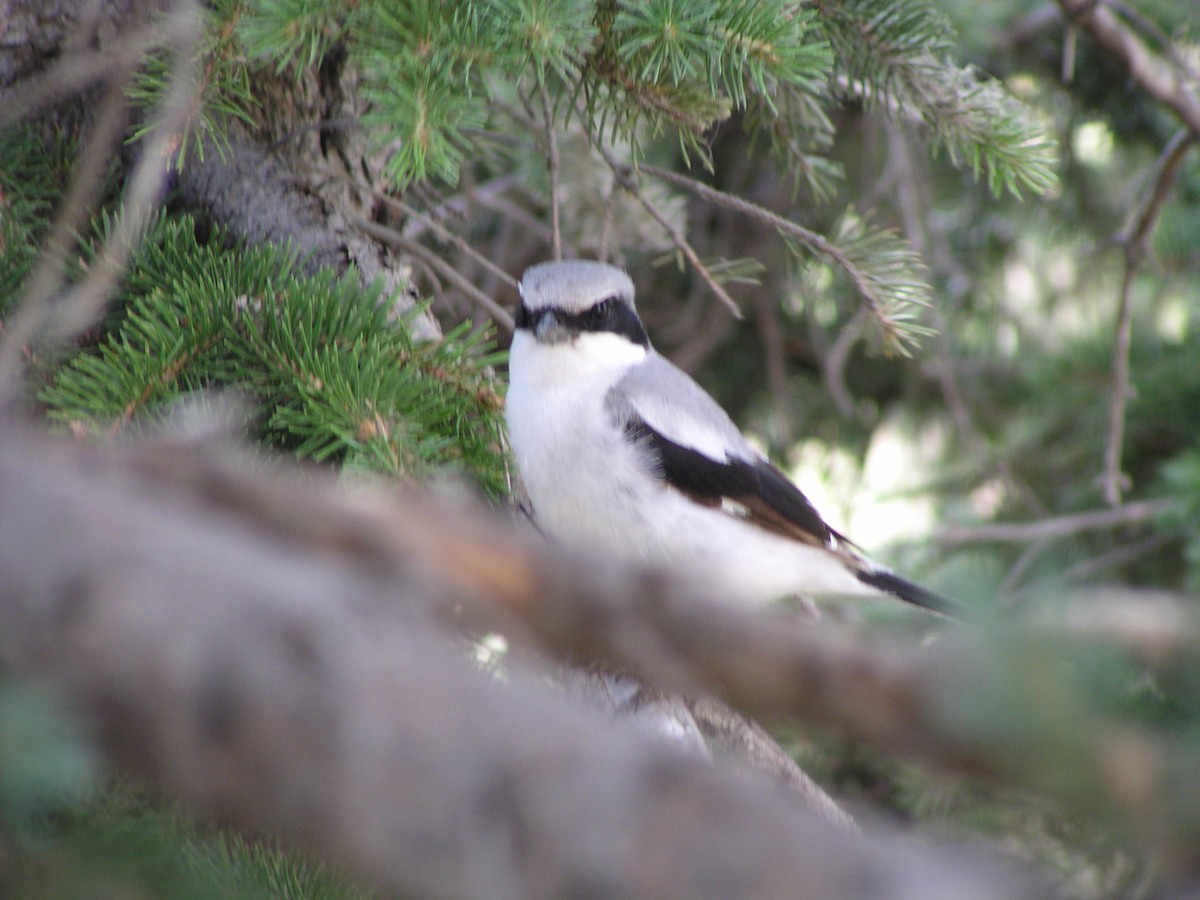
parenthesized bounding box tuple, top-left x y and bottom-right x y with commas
(1063, 22, 1078, 82)
(377, 193, 518, 292)
(883, 121, 974, 434)
(539, 82, 563, 261)
(356, 217, 515, 331)
(397, 176, 519, 240)
(471, 190, 558, 245)
(998, 538, 1054, 599)
(597, 187, 616, 263)
(935, 498, 1171, 546)
(639, 163, 909, 338)
(583, 139, 742, 319)
(993, 5, 1063, 55)
(1106, 1, 1200, 82)
(0, 72, 132, 362)
(754, 293, 793, 438)
(881, 122, 1045, 517)
(1101, 130, 1195, 504)
(1044, 532, 1176, 589)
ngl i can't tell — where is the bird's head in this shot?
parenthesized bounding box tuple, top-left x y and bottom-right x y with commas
(515, 261, 650, 354)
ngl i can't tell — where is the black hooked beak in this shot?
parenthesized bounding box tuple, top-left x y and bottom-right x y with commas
(516, 305, 573, 344)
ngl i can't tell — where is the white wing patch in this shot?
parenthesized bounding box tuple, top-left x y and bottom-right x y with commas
(613, 353, 757, 464)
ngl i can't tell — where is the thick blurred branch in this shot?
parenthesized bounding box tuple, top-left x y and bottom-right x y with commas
(0, 421, 1043, 899)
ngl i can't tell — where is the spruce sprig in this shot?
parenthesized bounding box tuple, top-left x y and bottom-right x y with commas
(786, 209, 935, 357)
(0, 131, 83, 315)
(819, 0, 1057, 198)
(127, 0, 258, 165)
(237, 0, 350, 76)
(39, 215, 508, 495)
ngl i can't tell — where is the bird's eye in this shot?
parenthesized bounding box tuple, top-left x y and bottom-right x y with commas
(587, 298, 612, 323)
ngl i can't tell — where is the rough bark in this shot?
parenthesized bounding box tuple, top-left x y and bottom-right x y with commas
(0, 0, 159, 88)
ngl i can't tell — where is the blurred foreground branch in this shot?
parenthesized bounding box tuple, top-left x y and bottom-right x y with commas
(0, 421, 1041, 899)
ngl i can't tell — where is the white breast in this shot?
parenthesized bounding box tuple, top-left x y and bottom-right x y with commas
(506, 332, 654, 551)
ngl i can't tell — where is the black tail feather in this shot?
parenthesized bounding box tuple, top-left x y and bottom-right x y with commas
(855, 568, 961, 618)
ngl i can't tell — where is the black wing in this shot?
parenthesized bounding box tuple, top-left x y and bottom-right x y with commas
(624, 414, 961, 617)
(623, 414, 837, 549)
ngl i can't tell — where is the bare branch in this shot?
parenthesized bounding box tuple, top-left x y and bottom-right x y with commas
(753, 293, 794, 435)
(823, 307, 867, 419)
(355, 217, 516, 332)
(0, 72, 132, 372)
(638, 163, 916, 343)
(0, 21, 165, 127)
(883, 120, 974, 436)
(1056, 0, 1200, 138)
(540, 82, 563, 261)
(935, 499, 1171, 546)
(377, 193, 519, 293)
(689, 696, 860, 834)
(586, 145, 743, 319)
(1101, 130, 1196, 504)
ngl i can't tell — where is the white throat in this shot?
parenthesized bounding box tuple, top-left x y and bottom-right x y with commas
(509, 329, 648, 389)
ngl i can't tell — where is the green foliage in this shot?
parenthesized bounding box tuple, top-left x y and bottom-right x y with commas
(0, 129, 87, 315)
(127, 0, 258, 165)
(224, 0, 1053, 198)
(237, 0, 349, 75)
(1160, 451, 1200, 594)
(0, 681, 95, 832)
(611, 0, 830, 109)
(114, 0, 1062, 355)
(0, 128, 507, 499)
(35, 214, 507, 495)
(819, 0, 1058, 197)
(2, 783, 371, 900)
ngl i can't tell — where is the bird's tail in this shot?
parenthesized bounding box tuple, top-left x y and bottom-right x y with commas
(855, 568, 961, 618)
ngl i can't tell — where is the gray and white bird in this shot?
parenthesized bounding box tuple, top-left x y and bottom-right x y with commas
(505, 259, 954, 615)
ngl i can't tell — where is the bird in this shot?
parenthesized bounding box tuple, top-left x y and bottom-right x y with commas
(505, 259, 955, 616)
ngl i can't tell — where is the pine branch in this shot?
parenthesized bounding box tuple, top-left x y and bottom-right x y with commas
(237, 0, 350, 76)
(127, 0, 258, 166)
(37, 215, 509, 495)
(640, 164, 934, 354)
(819, 0, 1058, 198)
